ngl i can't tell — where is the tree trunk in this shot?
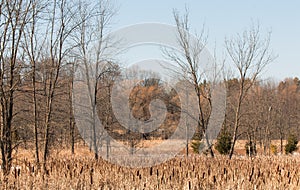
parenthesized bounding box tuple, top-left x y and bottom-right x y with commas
(68, 64, 75, 154)
(229, 85, 244, 159)
(43, 102, 52, 168)
(32, 64, 40, 165)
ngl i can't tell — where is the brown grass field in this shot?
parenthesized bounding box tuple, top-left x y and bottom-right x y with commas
(1, 141, 300, 189)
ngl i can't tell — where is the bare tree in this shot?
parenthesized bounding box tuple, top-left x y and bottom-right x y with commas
(225, 24, 275, 158)
(66, 61, 76, 154)
(41, 0, 78, 166)
(22, 0, 47, 166)
(0, 0, 32, 175)
(97, 62, 119, 158)
(74, 0, 116, 160)
(70, 63, 76, 154)
(164, 10, 221, 157)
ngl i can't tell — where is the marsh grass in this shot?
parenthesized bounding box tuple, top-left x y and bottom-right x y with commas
(1, 149, 300, 189)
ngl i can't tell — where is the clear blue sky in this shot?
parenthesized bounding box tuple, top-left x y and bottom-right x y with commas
(112, 0, 300, 80)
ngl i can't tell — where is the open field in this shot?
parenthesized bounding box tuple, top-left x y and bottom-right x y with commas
(1, 142, 300, 189)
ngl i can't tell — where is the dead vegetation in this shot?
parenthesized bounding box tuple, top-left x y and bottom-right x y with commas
(1, 151, 300, 189)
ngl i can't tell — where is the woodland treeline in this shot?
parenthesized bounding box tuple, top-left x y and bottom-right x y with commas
(10, 64, 300, 162)
(0, 0, 299, 175)
(14, 75, 300, 151)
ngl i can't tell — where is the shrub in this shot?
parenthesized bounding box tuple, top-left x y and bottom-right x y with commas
(285, 134, 298, 154)
(270, 144, 278, 155)
(191, 140, 202, 154)
(191, 140, 210, 155)
(245, 141, 256, 156)
(215, 131, 232, 155)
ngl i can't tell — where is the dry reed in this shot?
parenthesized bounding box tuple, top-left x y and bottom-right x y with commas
(1, 153, 300, 189)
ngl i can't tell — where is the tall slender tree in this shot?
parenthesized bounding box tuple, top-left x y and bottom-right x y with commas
(164, 10, 224, 157)
(74, 0, 116, 159)
(225, 24, 275, 158)
(0, 0, 32, 175)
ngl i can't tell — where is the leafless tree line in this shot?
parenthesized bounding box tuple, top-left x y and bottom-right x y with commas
(0, 0, 117, 174)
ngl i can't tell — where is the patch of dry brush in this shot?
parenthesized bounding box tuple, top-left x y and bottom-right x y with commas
(1, 155, 300, 189)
